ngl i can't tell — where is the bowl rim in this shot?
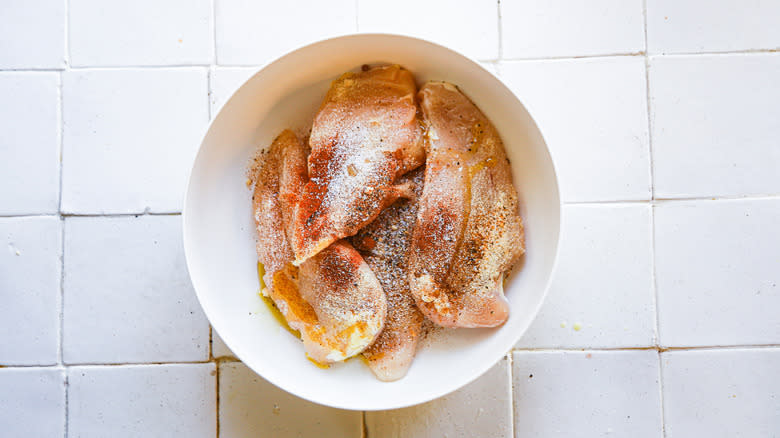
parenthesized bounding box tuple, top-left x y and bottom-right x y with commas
(183, 32, 562, 410)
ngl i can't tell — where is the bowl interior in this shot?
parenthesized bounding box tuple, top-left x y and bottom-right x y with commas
(183, 34, 560, 410)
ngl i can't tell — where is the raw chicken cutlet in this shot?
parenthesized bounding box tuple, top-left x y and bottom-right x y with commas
(291, 64, 424, 264)
(350, 167, 425, 381)
(252, 129, 387, 364)
(408, 82, 525, 328)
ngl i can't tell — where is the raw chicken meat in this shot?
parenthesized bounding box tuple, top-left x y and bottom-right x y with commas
(252, 129, 307, 289)
(291, 65, 424, 264)
(408, 82, 525, 328)
(252, 129, 387, 363)
(351, 167, 425, 381)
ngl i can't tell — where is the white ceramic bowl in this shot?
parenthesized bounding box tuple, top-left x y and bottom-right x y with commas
(183, 34, 560, 411)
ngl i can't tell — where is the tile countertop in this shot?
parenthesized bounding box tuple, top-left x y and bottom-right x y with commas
(1, 0, 779, 436)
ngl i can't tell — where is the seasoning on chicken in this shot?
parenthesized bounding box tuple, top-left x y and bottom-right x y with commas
(252, 129, 387, 363)
(291, 65, 424, 264)
(351, 167, 425, 381)
(409, 82, 525, 328)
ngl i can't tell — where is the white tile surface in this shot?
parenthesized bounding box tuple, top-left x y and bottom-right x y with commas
(501, 0, 645, 59)
(647, 0, 780, 54)
(211, 330, 235, 359)
(0, 0, 66, 69)
(0, 217, 61, 365)
(216, 0, 356, 65)
(68, 364, 215, 438)
(517, 205, 655, 349)
(366, 358, 512, 438)
(1, 2, 778, 436)
(662, 348, 780, 438)
(0, 72, 60, 215)
(501, 57, 651, 202)
(655, 199, 780, 347)
(219, 362, 361, 438)
(0, 368, 65, 437)
(359, 0, 499, 60)
(69, 0, 212, 66)
(209, 67, 257, 117)
(61, 68, 208, 214)
(63, 216, 209, 363)
(650, 55, 780, 199)
(513, 351, 662, 438)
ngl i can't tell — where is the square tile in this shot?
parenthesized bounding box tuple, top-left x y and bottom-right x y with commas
(647, 0, 780, 54)
(219, 362, 362, 438)
(655, 199, 780, 347)
(366, 358, 512, 438)
(0, 368, 65, 437)
(516, 205, 655, 349)
(359, 0, 499, 60)
(0, 217, 61, 365)
(211, 329, 235, 359)
(501, 0, 644, 59)
(69, 0, 212, 66)
(0, 72, 60, 215)
(501, 57, 651, 202)
(513, 351, 662, 438)
(210, 67, 257, 117)
(63, 216, 209, 363)
(216, 0, 355, 65)
(0, 0, 66, 69)
(662, 348, 780, 437)
(68, 364, 215, 438)
(61, 68, 208, 214)
(650, 55, 780, 198)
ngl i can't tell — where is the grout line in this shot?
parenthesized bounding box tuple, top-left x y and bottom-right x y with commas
(651, 194, 780, 202)
(499, 52, 645, 63)
(209, 326, 214, 360)
(564, 194, 780, 206)
(355, 0, 359, 32)
(60, 360, 229, 367)
(643, 52, 655, 200)
(0, 68, 67, 72)
(215, 360, 221, 438)
(63, 368, 69, 437)
(57, 70, 65, 214)
(506, 351, 516, 438)
(361, 410, 368, 438)
(662, 344, 780, 352)
(648, 48, 780, 57)
(60, 211, 182, 218)
(0, 363, 65, 369)
(496, 0, 503, 60)
(646, 2, 665, 428)
(58, 0, 69, 423)
(512, 344, 780, 353)
(650, 205, 662, 347)
(0, 213, 174, 218)
(210, 0, 217, 65)
(207, 67, 213, 121)
(57, 217, 65, 365)
(64, 0, 70, 69)
(657, 350, 667, 438)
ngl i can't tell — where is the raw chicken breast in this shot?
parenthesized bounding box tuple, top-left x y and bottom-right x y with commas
(291, 65, 424, 264)
(252, 129, 304, 289)
(351, 167, 425, 381)
(252, 129, 387, 363)
(409, 82, 525, 328)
